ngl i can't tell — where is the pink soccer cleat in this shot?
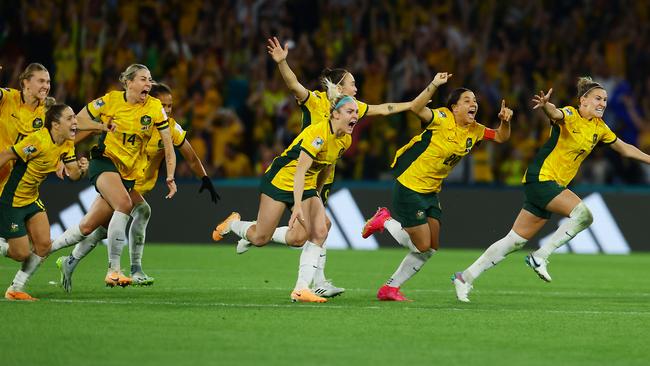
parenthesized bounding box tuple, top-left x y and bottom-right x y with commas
(362, 207, 391, 239)
(376, 285, 411, 302)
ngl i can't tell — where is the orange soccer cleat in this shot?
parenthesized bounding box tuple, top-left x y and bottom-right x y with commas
(5, 289, 38, 301)
(105, 270, 132, 288)
(212, 212, 241, 241)
(290, 289, 328, 303)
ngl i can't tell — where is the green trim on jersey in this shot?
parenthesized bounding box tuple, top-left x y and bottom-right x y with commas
(392, 130, 433, 178)
(0, 158, 28, 205)
(525, 124, 560, 182)
(299, 103, 312, 130)
(264, 142, 303, 182)
(96, 131, 108, 156)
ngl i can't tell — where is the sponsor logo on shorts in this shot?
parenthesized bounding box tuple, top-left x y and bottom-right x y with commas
(9, 223, 19, 233)
(416, 210, 425, 220)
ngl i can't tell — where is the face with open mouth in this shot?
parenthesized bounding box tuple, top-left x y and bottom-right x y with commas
(24, 70, 51, 103)
(332, 100, 359, 136)
(55, 106, 78, 141)
(452, 90, 478, 124)
(127, 69, 153, 103)
(581, 88, 607, 119)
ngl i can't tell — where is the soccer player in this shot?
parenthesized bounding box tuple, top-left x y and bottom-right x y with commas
(255, 37, 415, 297)
(53, 82, 218, 291)
(452, 77, 650, 302)
(50, 64, 177, 288)
(0, 103, 87, 300)
(212, 91, 359, 303)
(362, 73, 514, 301)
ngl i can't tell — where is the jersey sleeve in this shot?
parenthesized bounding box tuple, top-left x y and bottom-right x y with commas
(61, 140, 77, 164)
(475, 123, 488, 142)
(356, 99, 369, 119)
(0, 88, 18, 106)
(12, 132, 42, 162)
(559, 106, 578, 124)
(599, 122, 618, 144)
(425, 108, 447, 129)
(299, 90, 324, 111)
(86, 93, 110, 120)
(170, 118, 187, 147)
(153, 102, 169, 131)
(300, 126, 325, 159)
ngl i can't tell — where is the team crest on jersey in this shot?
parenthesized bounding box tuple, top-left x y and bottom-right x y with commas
(416, 210, 425, 220)
(22, 145, 37, 156)
(93, 98, 105, 109)
(140, 115, 152, 126)
(32, 117, 43, 129)
(311, 136, 324, 149)
(465, 137, 473, 152)
(438, 110, 447, 118)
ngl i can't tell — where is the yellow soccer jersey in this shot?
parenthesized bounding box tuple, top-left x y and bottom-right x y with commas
(0, 128, 75, 207)
(265, 120, 351, 192)
(135, 117, 186, 195)
(0, 87, 46, 148)
(523, 106, 617, 186)
(86, 91, 169, 181)
(299, 89, 368, 185)
(391, 107, 487, 194)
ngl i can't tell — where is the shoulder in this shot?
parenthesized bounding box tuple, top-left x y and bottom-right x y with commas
(560, 106, 577, 118)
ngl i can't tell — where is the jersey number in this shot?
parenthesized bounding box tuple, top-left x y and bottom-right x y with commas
(122, 133, 137, 145)
(14, 133, 27, 144)
(443, 154, 462, 167)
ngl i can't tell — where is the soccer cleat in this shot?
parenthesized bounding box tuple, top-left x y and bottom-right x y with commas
(56, 255, 76, 293)
(131, 271, 154, 286)
(376, 285, 411, 301)
(362, 207, 391, 239)
(212, 212, 241, 241)
(105, 270, 132, 288)
(236, 239, 252, 254)
(290, 289, 328, 303)
(313, 280, 345, 298)
(5, 288, 38, 301)
(525, 254, 552, 282)
(451, 272, 472, 303)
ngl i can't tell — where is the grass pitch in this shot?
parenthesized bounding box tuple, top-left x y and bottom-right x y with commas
(1, 245, 648, 366)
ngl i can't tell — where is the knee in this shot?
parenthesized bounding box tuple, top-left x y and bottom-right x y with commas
(114, 196, 133, 214)
(249, 232, 272, 246)
(287, 232, 308, 247)
(78, 221, 95, 236)
(9, 246, 30, 262)
(311, 224, 329, 244)
(571, 203, 593, 227)
(132, 201, 152, 221)
(33, 243, 51, 257)
(325, 216, 332, 231)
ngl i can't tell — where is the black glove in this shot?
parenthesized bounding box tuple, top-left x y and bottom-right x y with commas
(199, 176, 220, 204)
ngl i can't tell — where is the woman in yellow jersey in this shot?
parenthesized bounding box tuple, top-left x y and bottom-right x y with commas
(0, 63, 54, 183)
(362, 73, 514, 301)
(52, 83, 218, 292)
(264, 36, 415, 297)
(52, 64, 177, 288)
(213, 92, 359, 303)
(452, 77, 650, 303)
(0, 103, 87, 300)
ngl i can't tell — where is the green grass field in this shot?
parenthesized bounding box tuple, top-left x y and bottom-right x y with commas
(1, 244, 648, 366)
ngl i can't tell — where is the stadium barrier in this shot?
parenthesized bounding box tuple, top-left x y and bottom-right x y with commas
(40, 179, 650, 253)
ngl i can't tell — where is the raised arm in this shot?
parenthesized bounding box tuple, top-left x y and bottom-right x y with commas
(267, 37, 309, 102)
(610, 139, 650, 164)
(366, 102, 413, 117)
(493, 100, 514, 143)
(532, 88, 564, 122)
(409, 72, 452, 122)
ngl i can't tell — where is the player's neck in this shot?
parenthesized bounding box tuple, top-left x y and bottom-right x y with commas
(21, 91, 41, 110)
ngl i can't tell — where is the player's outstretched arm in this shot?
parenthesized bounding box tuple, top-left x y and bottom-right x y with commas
(179, 140, 220, 204)
(159, 128, 177, 199)
(532, 88, 564, 122)
(267, 36, 309, 102)
(610, 139, 650, 164)
(409, 72, 452, 122)
(493, 99, 513, 143)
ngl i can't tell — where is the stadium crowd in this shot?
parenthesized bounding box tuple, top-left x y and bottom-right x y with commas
(1, 0, 650, 185)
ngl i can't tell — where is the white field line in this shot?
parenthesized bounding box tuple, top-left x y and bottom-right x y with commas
(41, 298, 650, 316)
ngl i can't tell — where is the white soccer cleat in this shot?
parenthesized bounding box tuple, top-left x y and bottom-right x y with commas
(56, 256, 76, 293)
(236, 239, 252, 254)
(525, 254, 552, 282)
(131, 271, 155, 286)
(313, 280, 345, 298)
(451, 272, 472, 303)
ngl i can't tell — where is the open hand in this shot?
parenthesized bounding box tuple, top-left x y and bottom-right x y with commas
(532, 89, 553, 109)
(267, 37, 289, 63)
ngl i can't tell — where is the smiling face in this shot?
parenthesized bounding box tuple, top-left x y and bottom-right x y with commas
(23, 70, 51, 103)
(331, 100, 359, 136)
(337, 73, 358, 97)
(451, 91, 478, 124)
(126, 69, 153, 103)
(54, 106, 78, 141)
(580, 88, 607, 119)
